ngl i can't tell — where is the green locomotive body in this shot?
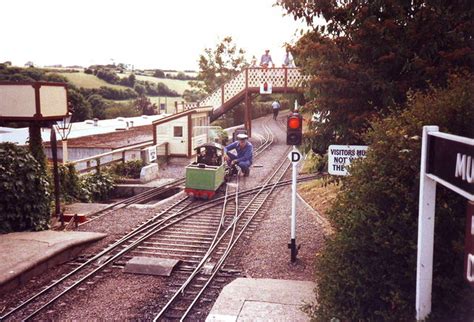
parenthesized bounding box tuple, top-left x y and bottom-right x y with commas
(185, 142, 226, 199)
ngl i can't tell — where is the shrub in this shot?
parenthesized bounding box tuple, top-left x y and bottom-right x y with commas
(0, 143, 51, 233)
(104, 102, 140, 118)
(111, 160, 145, 179)
(98, 86, 138, 100)
(58, 163, 82, 202)
(311, 74, 474, 320)
(79, 172, 116, 202)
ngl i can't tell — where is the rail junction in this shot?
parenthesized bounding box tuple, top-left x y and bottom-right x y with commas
(0, 113, 324, 321)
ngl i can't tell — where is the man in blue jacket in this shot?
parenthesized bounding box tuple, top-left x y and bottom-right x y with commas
(224, 133, 253, 176)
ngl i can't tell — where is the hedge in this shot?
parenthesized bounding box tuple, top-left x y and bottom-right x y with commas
(311, 73, 474, 320)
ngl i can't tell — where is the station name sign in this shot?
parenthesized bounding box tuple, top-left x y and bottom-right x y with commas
(425, 131, 474, 287)
(427, 135, 473, 196)
(416, 127, 473, 320)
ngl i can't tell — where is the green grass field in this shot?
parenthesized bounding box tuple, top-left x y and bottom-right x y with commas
(118, 73, 193, 95)
(52, 70, 196, 96)
(107, 96, 183, 111)
(54, 72, 130, 90)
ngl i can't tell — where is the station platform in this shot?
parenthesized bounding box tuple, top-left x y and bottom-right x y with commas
(0, 230, 106, 294)
(206, 278, 315, 321)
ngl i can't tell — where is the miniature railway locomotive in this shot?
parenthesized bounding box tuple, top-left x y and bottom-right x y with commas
(185, 142, 227, 199)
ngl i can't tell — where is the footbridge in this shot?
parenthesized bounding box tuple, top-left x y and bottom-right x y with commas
(179, 67, 309, 136)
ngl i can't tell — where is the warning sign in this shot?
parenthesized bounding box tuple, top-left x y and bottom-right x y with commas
(328, 145, 368, 176)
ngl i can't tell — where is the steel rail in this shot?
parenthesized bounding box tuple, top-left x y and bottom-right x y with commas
(0, 196, 191, 321)
(2, 114, 309, 321)
(153, 147, 292, 321)
(181, 161, 291, 321)
(76, 177, 186, 227)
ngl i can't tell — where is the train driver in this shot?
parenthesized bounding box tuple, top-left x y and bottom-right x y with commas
(223, 133, 253, 176)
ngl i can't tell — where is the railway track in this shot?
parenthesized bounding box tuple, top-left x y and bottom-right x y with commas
(77, 116, 273, 225)
(152, 145, 293, 321)
(0, 114, 315, 321)
(0, 169, 318, 321)
(74, 117, 273, 229)
(65, 177, 186, 228)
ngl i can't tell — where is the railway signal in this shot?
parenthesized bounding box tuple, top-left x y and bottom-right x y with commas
(286, 113, 303, 146)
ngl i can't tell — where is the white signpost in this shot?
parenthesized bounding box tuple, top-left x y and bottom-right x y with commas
(288, 148, 302, 262)
(416, 126, 474, 320)
(328, 145, 368, 176)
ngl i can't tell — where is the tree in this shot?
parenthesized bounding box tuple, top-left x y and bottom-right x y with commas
(279, 0, 474, 150)
(68, 88, 92, 122)
(183, 89, 206, 102)
(310, 74, 474, 320)
(134, 83, 146, 96)
(153, 69, 165, 78)
(87, 94, 108, 119)
(133, 96, 157, 115)
(191, 36, 247, 94)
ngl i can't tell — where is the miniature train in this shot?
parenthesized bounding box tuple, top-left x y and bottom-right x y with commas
(184, 142, 227, 199)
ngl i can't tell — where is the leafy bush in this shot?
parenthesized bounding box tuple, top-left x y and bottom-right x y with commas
(58, 163, 82, 202)
(0, 143, 51, 233)
(111, 160, 145, 179)
(79, 172, 116, 202)
(97, 86, 138, 100)
(311, 74, 474, 320)
(104, 102, 140, 118)
(95, 68, 120, 84)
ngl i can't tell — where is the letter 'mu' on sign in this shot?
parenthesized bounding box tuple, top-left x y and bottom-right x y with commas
(455, 153, 474, 183)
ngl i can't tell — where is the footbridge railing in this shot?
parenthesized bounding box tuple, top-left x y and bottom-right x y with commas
(177, 67, 309, 117)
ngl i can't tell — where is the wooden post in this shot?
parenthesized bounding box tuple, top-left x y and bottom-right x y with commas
(416, 125, 439, 320)
(221, 84, 225, 105)
(245, 91, 252, 137)
(96, 158, 101, 174)
(50, 128, 63, 227)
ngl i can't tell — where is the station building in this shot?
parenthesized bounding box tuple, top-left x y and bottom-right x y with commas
(152, 106, 214, 158)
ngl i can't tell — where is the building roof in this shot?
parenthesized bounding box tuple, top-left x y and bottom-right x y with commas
(0, 114, 167, 148)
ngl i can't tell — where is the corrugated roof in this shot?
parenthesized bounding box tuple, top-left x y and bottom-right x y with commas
(0, 114, 168, 146)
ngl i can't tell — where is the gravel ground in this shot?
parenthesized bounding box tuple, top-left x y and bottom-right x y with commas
(1, 113, 325, 320)
(233, 185, 324, 281)
(230, 114, 325, 281)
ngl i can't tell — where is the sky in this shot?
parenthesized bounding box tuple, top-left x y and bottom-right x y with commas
(0, 0, 310, 71)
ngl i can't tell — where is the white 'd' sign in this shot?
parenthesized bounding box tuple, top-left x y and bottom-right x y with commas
(288, 150, 302, 164)
(328, 145, 368, 176)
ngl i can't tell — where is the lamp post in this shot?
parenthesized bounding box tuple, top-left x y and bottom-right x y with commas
(52, 113, 72, 227)
(55, 113, 72, 164)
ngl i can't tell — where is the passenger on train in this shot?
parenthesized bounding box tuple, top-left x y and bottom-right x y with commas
(224, 133, 253, 176)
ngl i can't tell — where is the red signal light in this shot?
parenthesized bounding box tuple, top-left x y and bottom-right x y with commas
(288, 117, 301, 129)
(287, 113, 303, 145)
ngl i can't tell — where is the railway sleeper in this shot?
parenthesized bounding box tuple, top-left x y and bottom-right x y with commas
(136, 245, 208, 254)
(131, 250, 204, 260)
(143, 241, 211, 248)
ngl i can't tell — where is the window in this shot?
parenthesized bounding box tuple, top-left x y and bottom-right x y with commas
(174, 126, 183, 137)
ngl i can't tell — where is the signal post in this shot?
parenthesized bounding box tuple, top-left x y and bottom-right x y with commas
(287, 103, 303, 262)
